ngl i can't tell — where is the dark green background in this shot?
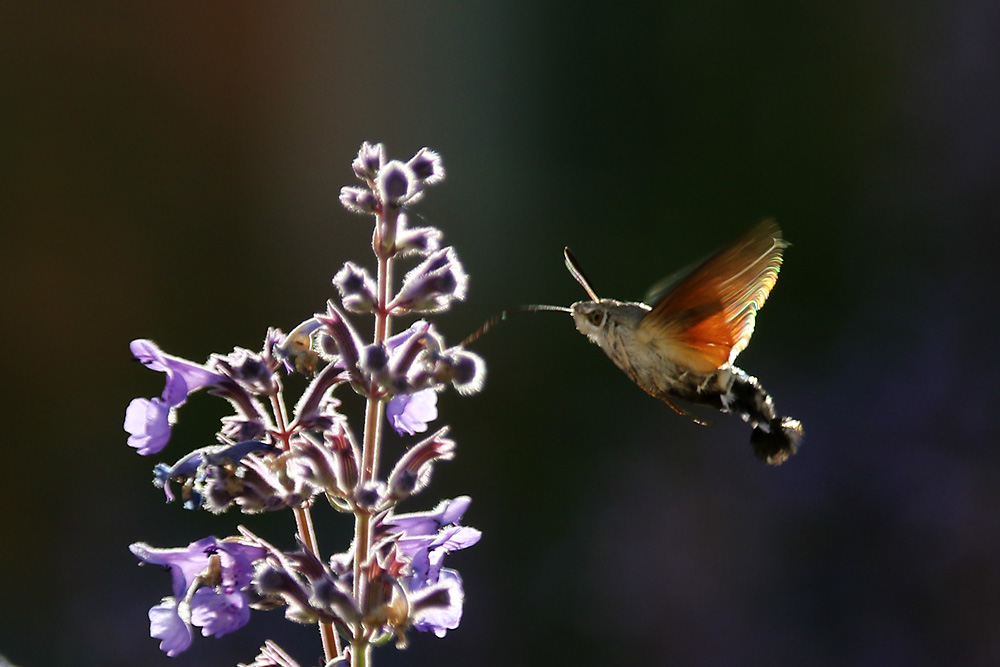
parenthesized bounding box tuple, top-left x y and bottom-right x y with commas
(3, 2, 998, 666)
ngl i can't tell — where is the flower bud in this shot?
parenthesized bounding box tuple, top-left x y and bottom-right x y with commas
(213, 347, 276, 394)
(396, 224, 442, 257)
(355, 481, 386, 512)
(311, 577, 361, 625)
(377, 161, 419, 208)
(390, 247, 468, 315)
(252, 563, 318, 624)
(435, 348, 486, 395)
(360, 343, 389, 375)
(339, 186, 379, 215)
(406, 148, 445, 186)
(333, 261, 378, 313)
(316, 303, 366, 390)
(352, 141, 385, 181)
(387, 428, 455, 500)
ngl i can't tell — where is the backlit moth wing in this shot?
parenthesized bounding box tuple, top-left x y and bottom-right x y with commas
(636, 218, 787, 374)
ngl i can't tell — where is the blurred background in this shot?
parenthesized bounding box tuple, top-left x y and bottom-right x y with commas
(2, 2, 999, 666)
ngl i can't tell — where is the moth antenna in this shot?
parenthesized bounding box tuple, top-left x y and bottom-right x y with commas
(563, 247, 600, 301)
(462, 304, 571, 346)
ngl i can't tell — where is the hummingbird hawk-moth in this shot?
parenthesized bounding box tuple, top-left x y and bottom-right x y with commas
(463, 218, 803, 464)
(565, 218, 803, 465)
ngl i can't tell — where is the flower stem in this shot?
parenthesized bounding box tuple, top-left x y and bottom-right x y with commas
(352, 210, 395, 667)
(272, 392, 341, 662)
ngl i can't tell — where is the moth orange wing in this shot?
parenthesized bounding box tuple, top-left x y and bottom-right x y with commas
(637, 218, 787, 374)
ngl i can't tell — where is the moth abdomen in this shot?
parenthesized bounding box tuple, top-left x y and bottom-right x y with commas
(714, 366, 802, 465)
(751, 417, 804, 466)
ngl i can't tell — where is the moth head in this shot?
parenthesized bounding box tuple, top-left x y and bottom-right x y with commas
(571, 301, 612, 341)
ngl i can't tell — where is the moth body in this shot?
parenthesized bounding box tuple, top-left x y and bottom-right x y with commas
(565, 220, 803, 465)
(572, 299, 694, 400)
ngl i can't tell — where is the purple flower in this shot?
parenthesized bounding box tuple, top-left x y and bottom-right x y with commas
(130, 339, 223, 406)
(382, 496, 472, 536)
(397, 524, 481, 592)
(189, 587, 251, 638)
(380, 497, 479, 638)
(385, 320, 435, 360)
(124, 397, 173, 455)
(125, 340, 224, 455)
(148, 597, 193, 656)
(387, 388, 438, 436)
(409, 569, 465, 637)
(131, 536, 265, 655)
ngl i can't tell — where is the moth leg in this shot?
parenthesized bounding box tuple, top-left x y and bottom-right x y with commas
(658, 394, 709, 426)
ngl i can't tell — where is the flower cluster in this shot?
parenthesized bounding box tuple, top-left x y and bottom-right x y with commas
(126, 143, 483, 666)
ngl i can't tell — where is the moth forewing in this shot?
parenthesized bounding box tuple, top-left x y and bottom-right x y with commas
(637, 218, 786, 372)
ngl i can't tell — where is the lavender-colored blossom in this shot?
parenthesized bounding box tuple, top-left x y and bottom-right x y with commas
(381, 496, 472, 537)
(387, 388, 438, 436)
(149, 597, 193, 656)
(126, 340, 224, 454)
(127, 144, 483, 663)
(124, 397, 173, 455)
(131, 537, 265, 655)
(397, 525, 482, 591)
(408, 569, 465, 637)
(130, 339, 223, 406)
(380, 497, 479, 637)
(385, 320, 432, 355)
(385, 321, 435, 388)
(190, 587, 252, 638)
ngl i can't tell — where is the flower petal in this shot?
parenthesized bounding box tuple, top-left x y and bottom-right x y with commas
(148, 598, 193, 656)
(386, 389, 438, 436)
(124, 397, 173, 455)
(190, 588, 251, 638)
(129, 339, 223, 406)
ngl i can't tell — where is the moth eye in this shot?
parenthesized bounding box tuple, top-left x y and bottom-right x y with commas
(587, 311, 605, 327)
